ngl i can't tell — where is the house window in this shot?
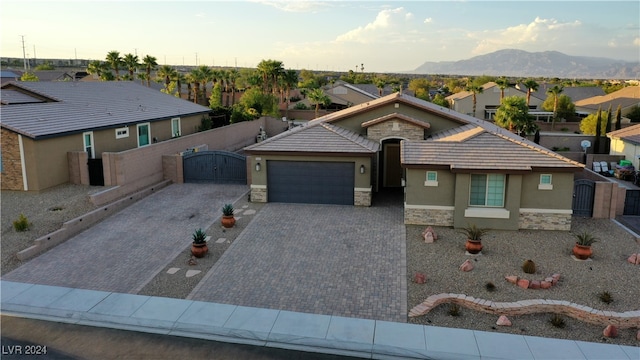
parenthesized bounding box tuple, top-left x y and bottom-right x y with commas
(137, 123, 150, 147)
(83, 132, 95, 159)
(424, 171, 438, 186)
(539, 174, 553, 190)
(470, 174, 505, 207)
(115, 127, 129, 139)
(171, 118, 181, 137)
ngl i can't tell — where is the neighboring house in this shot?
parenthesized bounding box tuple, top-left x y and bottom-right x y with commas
(1, 81, 211, 191)
(531, 84, 605, 103)
(446, 82, 544, 120)
(245, 93, 582, 231)
(607, 124, 640, 170)
(291, 80, 379, 111)
(575, 86, 640, 117)
(1, 70, 20, 85)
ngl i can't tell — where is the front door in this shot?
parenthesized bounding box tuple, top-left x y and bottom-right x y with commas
(383, 142, 402, 187)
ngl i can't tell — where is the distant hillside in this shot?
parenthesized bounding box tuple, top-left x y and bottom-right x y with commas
(413, 49, 640, 79)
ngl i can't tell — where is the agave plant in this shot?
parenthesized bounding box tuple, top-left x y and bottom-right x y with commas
(192, 228, 207, 244)
(574, 232, 598, 246)
(459, 224, 488, 241)
(222, 204, 234, 217)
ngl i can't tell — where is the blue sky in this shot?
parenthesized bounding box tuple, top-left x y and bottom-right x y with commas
(1, 1, 639, 73)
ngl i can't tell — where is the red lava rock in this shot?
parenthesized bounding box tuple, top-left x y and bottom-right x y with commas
(414, 272, 427, 284)
(459, 259, 474, 272)
(505, 275, 518, 284)
(422, 226, 437, 243)
(544, 277, 554, 283)
(552, 273, 561, 281)
(517, 279, 530, 289)
(496, 315, 512, 326)
(603, 325, 618, 338)
(540, 281, 552, 289)
(628, 253, 639, 265)
(529, 280, 541, 289)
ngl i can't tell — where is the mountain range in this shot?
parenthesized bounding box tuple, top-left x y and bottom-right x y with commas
(413, 49, 639, 79)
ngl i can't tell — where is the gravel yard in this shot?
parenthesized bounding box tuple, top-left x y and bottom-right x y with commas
(406, 218, 640, 346)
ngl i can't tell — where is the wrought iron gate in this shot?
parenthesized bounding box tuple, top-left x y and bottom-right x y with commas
(183, 151, 246, 184)
(572, 179, 595, 217)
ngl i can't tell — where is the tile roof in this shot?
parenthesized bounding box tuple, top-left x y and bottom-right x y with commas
(607, 123, 640, 145)
(244, 122, 380, 154)
(402, 129, 583, 171)
(361, 113, 431, 129)
(1, 81, 211, 139)
(574, 86, 640, 109)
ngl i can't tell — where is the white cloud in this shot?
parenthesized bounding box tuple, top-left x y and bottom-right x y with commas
(634, 37, 640, 46)
(253, 0, 329, 13)
(424, 17, 433, 24)
(335, 7, 416, 44)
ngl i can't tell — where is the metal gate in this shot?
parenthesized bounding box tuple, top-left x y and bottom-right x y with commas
(87, 158, 104, 186)
(623, 190, 640, 215)
(572, 179, 595, 217)
(183, 151, 246, 183)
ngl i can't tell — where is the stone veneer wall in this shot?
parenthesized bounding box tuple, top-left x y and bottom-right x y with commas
(519, 210, 572, 231)
(404, 207, 454, 226)
(251, 186, 267, 203)
(366, 121, 424, 142)
(1, 129, 24, 190)
(354, 188, 372, 207)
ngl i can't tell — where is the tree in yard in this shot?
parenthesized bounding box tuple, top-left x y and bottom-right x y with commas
(614, 104, 622, 130)
(522, 78, 539, 107)
(594, 107, 602, 154)
(157, 65, 176, 94)
(374, 76, 386, 96)
(122, 53, 139, 81)
(408, 78, 431, 101)
(209, 83, 223, 109)
(579, 107, 610, 136)
(227, 68, 239, 106)
(281, 69, 298, 119)
(605, 104, 613, 134)
(20, 72, 39, 81)
(628, 105, 640, 123)
(87, 60, 109, 80)
(494, 96, 537, 136)
(35, 62, 54, 70)
(105, 50, 123, 81)
(431, 93, 449, 108)
(141, 55, 158, 87)
(308, 88, 331, 118)
(495, 77, 509, 103)
(256, 59, 284, 95)
(542, 94, 575, 123)
(465, 79, 484, 118)
(546, 85, 564, 129)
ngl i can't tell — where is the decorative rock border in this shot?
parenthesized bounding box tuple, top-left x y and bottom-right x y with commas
(505, 273, 560, 289)
(409, 293, 640, 329)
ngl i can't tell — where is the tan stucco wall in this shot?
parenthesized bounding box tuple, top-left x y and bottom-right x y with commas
(520, 172, 575, 210)
(404, 169, 455, 206)
(610, 138, 640, 170)
(27, 135, 82, 191)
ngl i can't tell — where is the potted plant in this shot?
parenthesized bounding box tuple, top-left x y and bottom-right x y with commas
(221, 204, 235, 228)
(191, 228, 208, 258)
(459, 224, 488, 254)
(572, 231, 598, 260)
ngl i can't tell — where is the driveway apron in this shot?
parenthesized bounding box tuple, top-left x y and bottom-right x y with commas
(3, 184, 248, 294)
(189, 202, 407, 323)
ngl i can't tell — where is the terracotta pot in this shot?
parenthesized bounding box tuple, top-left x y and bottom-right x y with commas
(221, 215, 235, 228)
(191, 243, 208, 258)
(465, 239, 483, 254)
(572, 243, 592, 260)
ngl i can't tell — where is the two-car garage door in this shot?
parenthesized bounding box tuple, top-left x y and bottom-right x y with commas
(267, 161, 354, 205)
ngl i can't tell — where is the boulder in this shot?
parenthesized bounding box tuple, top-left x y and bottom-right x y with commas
(505, 275, 518, 284)
(517, 279, 530, 289)
(603, 325, 618, 338)
(414, 272, 427, 284)
(496, 315, 512, 326)
(422, 226, 437, 243)
(459, 259, 474, 272)
(628, 253, 639, 265)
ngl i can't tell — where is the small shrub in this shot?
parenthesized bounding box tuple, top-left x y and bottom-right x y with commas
(549, 314, 566, 328)
(447, 303, 461, 317)
(13, 214, 30, 232)
(522, 259, 536, 274)
(485, 282, 496, 292)
(599, 291, 613, 304)
(574, 232, 598, 246)
(222, 204, 234, 216)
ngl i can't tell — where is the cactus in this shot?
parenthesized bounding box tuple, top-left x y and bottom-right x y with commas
(522, 259, 536, 274)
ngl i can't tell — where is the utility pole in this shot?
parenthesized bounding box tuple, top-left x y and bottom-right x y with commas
(20, 35, 27, 71)
(33, 45, 37, 67)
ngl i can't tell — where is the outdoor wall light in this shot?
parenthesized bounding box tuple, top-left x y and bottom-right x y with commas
(255, 163, 261, 172)
(360, 164, 366, 174)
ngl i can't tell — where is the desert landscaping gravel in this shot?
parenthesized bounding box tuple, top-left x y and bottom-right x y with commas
(2, 184, 639, 347)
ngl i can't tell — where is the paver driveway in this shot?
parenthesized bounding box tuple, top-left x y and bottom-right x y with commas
(3, 184, 248, 293)
(188, 202, 407, 323)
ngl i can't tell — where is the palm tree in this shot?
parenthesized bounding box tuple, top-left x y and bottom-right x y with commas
(174, 71, 186, 99)
(523, 79, 539, 107)
(495, 77, 509, 103)
(196, 65, 214, 103)
(156, 65, 176, 92)
(227, 68, 239, 106)
(189, 67, 207, 104)
(257, 59, 284, 95)
(465, 80, 484, 118)
(308, 88, 330, 118)
(375, 77, 386, 97)
(282, 69, 298, 118)
(141, 55, 158, 87)
(547, 85, 564, 129)
(122, 53, 139, 81)
(105, 51, 123, 81)
(87, 60, 109, 80)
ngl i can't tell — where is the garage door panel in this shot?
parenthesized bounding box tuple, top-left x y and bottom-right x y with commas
(267, 161, 355, 205)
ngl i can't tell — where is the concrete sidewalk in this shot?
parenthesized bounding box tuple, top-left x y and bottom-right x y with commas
(2, 280, 638, 360)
